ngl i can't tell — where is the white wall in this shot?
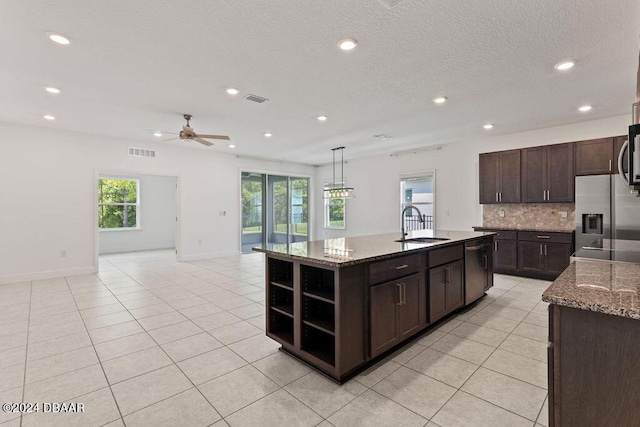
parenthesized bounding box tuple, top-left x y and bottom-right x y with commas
(314, 115, 631, 239)
(99, 173, 177, 254)
(0, 122, 314, 283)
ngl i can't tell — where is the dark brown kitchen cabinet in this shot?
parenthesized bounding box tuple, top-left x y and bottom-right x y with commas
(428, 260, 463, 324)
(522, 143, 574, 203)
(494, 239, 517, 272)
(575, 138, 614, 176)
(370, 273, 423, 358)
(517, 232, 573, 279)
(479, 150, 521, 204)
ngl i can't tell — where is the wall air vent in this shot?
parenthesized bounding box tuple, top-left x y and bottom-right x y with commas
(377, 0, 406, 8)
(128, 147, 156, 158)
(243, 94, 269, 104)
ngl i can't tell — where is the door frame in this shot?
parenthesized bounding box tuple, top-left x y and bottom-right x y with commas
(239, 168, 312, 252)
(93, 169, 182, 271)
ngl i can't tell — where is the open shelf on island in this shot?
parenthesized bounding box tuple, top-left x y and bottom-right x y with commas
(268, 308, 294, 345)
(301, 264, 335, 301)
(303, 296, 335, 333)
(269, 258, 293, 288)
(270, 284, 294, 316)
(301, 323, 335, 366)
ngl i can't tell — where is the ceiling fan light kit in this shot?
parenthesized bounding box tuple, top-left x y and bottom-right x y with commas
(323, 146, 355, 199)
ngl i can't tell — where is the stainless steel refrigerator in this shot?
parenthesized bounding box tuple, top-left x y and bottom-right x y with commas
(575, 173, 640, 252)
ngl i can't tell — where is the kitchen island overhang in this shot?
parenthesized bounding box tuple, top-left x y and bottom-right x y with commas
(253, 230, 496, 383)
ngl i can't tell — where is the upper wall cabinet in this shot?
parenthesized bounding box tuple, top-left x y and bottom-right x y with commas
(575, 136, 628, 176)
(522, 143, 574, 203)
(479, 150, 521, 204)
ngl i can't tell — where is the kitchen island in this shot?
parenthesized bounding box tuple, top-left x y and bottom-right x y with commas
(542, 257, 640, 427)
(253, 229, 495, 382)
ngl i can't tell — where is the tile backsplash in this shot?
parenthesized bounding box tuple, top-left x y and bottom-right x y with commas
(483, 203, 575, 231)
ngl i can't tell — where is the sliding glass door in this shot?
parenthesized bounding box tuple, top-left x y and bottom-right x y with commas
(241, 172, 308, 253)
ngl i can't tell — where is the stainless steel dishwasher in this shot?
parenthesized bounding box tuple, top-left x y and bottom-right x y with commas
(464, 239, 492, 304)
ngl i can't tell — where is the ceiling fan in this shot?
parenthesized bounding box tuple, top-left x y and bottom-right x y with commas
(164, 114, 230, 146)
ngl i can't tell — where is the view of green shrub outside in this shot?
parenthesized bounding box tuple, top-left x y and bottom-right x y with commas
(98, 179, 138, 229)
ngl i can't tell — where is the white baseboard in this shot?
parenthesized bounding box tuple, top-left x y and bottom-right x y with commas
(0, 266, 98, 285)
(178, 250, 240, 262)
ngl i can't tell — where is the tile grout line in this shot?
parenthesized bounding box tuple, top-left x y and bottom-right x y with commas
(18, 280, 33, 427)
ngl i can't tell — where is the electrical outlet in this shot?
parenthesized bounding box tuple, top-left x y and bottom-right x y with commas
(197, 239, 202, 245)
(560, 211, 568, 219)
(499, 210, 505, 217)
(219, 211, 227, 216)
(60, 250, 67, 258)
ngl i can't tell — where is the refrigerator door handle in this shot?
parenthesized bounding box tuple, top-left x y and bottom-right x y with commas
(619, 140, 629, 185)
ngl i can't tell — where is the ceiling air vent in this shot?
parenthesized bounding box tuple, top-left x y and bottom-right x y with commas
(128, 147, 156, 158)
(377, 0, 406, 8)
(243, 94, 269, 104)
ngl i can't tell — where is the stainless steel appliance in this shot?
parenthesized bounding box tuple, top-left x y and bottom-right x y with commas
(575, 173, 640, 249)
(464, 239, 492, 304)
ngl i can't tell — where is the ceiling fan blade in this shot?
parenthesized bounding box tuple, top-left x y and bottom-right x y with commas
(182, 125, 195, 136)
(194, 137, 214, 146)
(197, 134, 230, 140)
(163, 136, 180, 141)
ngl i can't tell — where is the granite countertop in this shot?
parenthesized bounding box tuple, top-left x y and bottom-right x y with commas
(473, 226, 574, 234)
(542, 260, 640, 320)
(252, 229, 495, 267)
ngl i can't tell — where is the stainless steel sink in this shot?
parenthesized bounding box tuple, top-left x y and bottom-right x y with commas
(395, 237, 451, 243)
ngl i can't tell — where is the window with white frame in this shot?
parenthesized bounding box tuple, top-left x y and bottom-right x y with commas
(98, 178, 140, 229)
(324, 182, 346, 229)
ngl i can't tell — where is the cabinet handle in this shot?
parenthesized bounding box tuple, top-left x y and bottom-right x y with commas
(540, 244, 543, 256)
(543, 190, 546, 201)
(537, 235, 551, 239)
(609, 159, 613, 172)
(397, 283, 402, 306)
(496, 192, 499, 202)
(494, 241, 498, 251)
(402, 283, 407, 305)
(545, 244, 548, 256)
(499, 192, 502, 202)
(483, 255, 488, 269)
(445, 268, 450, 284)
(395, 264, 409, 270)
(547, 190, 550, 200)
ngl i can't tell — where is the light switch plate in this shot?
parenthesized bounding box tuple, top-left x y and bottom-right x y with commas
(560, 211, 568, 219)
(499, 210, 505, 217)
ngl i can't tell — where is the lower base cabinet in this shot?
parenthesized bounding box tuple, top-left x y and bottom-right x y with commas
(428, 260, 463, 324)
(370, 273, 423, 357)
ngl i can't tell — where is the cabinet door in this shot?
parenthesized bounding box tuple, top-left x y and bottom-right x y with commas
(445, 261, 464, 313)
(370, 282, 399, 356)
(397, 275, 422, 341)
(428, 265, 448, 324)
(544, 242, 572, 277)
(517, 241, 544, 274)
(479, 153, 499, 204)
(495, 239, 517, 271)
(499, 150, 521, 203)
(613, 135, 627, 174)
(547, 143, 575, 202)
(575, 138, 614, 176)
(521, 146, 546, 202)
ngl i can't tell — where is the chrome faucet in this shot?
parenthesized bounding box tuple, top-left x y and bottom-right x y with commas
(401, 205, 424, 239)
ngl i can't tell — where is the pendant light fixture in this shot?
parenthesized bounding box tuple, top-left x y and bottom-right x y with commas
(323, 146, 355, 199)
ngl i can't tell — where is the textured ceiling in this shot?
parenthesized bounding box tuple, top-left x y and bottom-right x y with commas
(0, 0, 638, 164)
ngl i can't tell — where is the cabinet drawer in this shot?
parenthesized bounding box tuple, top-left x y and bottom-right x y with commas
(481, 229, 517, 240)
(369, 254, 420, 285)
(517, 231, 573, 243)
(427, 244, 463, 268)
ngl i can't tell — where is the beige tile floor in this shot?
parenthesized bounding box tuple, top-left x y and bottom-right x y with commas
(0, 250, 551, 427)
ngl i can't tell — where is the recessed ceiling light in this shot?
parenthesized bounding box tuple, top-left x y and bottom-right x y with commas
(45, 87, 61, 94)
(43, 115, 56, 121)
(317, 115, 328, 121)
(338, 38, 358, 51)
(47, 32, 72, 45)
(226, 88, 239, 95)
(228, 144, 236, 148)
(578, 105, 592, 112)
(264, 133, 272, 138)
(153, 131, 163, 137)
(433, 96, 447, 104)
(483, 124, 494, 129)
(554, 61, 575, 71)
